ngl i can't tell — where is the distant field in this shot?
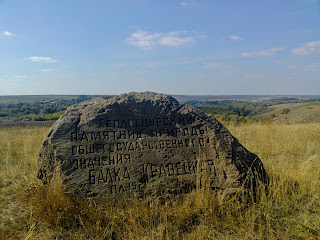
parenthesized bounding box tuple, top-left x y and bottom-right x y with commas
(255, 101, 320, 124)
(0, 95, 82, 104)
(173, 94, 320, 103)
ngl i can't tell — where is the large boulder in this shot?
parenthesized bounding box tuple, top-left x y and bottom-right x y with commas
(38, 92, 267, 201)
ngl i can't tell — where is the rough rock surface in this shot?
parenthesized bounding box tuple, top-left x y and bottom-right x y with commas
(38, 92, 267, 201)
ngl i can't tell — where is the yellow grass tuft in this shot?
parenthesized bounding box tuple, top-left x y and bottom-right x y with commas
(0, 123, 319, 239)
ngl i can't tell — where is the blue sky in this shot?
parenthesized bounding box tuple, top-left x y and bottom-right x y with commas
(0, 0, 319, 95)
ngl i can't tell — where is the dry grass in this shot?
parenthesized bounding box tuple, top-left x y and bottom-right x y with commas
(0, 123, 319, 239)
(254, 101, 320, 124)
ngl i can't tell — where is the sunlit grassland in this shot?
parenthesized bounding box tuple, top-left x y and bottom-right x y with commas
(0, 123, 319, 239)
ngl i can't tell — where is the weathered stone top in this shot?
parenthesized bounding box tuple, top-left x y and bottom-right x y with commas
(38, 92, 267, 201)
(57, 92, 206, 126)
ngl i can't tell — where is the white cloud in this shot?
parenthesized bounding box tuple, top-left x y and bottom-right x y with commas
(158, 36, 194, 47)
(3, 31, 14, 37)
(180, 1, 196, 7)
(304, 63, 320, 71)
(26, 56, 57, 63)
(305, 41, 320, 47)
(127, 30, 160, 49)
(229, 35, 242, 41)
(41, 69, 57, 72)
(291, 40, 320, 55)
(14, 75, 28, 79)
(127, 30, 197, 50)
(241, 48, 283, 57)
(291, 47, 316, 55)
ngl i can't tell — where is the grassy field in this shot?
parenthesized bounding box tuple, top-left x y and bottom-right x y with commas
(0, 123, 319, 239)
(255, 101, 320, 124)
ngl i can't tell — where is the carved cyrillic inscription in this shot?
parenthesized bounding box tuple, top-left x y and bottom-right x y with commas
(70, 127, 207, 142)
(67, 117, 215, 194)
(98, 117, 193, 128)
(143, 160, 217, 179)
(88, 166, 131, 185)
(71, 137, 210, 155)
(84, 159, 217, 185)
(73, 154, 132, 169)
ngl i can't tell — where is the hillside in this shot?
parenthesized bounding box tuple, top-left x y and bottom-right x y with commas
(255, 101, 320, 124)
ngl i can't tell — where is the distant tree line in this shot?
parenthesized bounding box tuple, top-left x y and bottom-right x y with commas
(185, 100, 267, 124)
(0, 95, 92, 121)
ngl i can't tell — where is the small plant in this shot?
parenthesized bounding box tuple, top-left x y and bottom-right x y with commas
(281, 108, 291, 114)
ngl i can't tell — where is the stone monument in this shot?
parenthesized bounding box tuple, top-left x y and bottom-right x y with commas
(38, 92, 267, 201)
